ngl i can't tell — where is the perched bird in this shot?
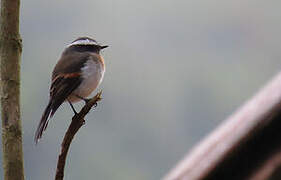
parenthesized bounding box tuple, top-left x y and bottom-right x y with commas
(35, 37, 108, 143)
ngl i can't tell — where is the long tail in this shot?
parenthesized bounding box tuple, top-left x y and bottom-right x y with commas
(34, 99, 62, 144)
(34, 101, 52, 143)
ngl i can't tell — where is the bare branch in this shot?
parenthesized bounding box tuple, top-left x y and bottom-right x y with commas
(55, 91, 102, 180)
(164, 72, 281, 180)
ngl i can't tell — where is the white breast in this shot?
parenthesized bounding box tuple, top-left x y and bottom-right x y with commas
(69, 58, 105, 103)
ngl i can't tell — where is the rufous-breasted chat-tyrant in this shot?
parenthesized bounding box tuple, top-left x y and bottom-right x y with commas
(34, 37, 108, 143)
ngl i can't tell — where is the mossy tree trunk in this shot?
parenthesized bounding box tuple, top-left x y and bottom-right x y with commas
(0, 0, 25, 179)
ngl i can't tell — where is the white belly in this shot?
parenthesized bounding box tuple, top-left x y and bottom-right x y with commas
(68, 59, 104, 103)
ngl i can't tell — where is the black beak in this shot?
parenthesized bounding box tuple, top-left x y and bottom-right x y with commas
(100, 45, 109, 49)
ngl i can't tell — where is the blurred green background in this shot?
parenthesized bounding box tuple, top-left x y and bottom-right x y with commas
(1, 0, 281, 179)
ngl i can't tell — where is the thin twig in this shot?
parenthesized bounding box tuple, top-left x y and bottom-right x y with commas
(55, 91, 102, 180)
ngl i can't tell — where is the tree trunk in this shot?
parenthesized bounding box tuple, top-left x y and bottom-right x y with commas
(0, 0, 25, 179)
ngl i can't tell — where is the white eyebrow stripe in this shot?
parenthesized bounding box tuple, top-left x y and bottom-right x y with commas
(67, 39, 98, 47)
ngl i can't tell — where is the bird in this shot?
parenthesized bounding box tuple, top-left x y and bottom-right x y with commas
(34, 37, 108, 143)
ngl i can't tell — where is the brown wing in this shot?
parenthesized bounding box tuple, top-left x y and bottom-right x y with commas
(34, 73, 82, 143)
(49, 73, 82, 115)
